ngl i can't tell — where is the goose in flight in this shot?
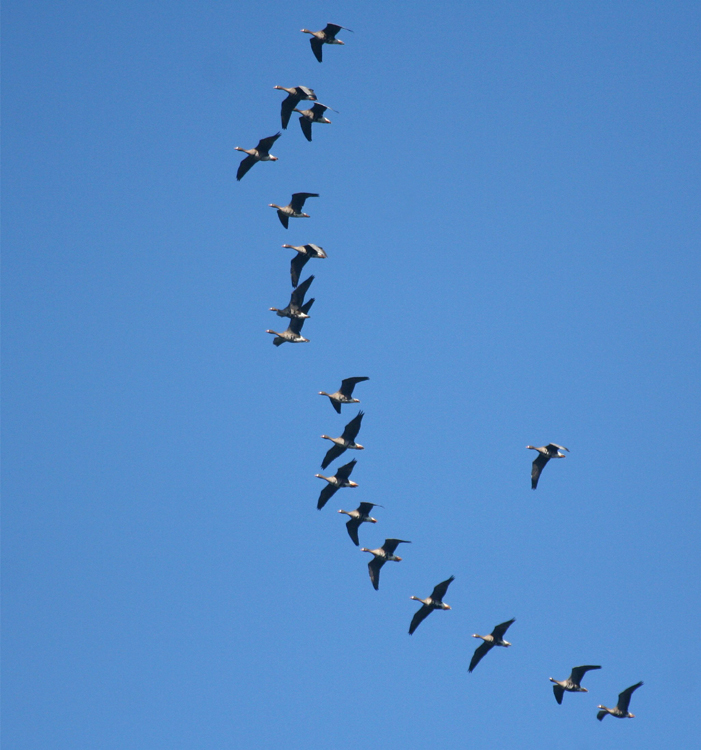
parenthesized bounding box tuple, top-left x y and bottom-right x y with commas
(269, 192, 319, 229)
(338, 501, 382, 546)
(281, 244, 327, 288)
(301, 23, 352, 62)
(597, 681, 643, 720)
(315, 458, 358, 510)
(235, 133, 281, 181)
(273, 85, 317, 129)
(550, 665, 601, 704)
(319, 377, 369, 414)
(527, 443, 569, 489)
(321, 411, 364, 469)
(361, 538, 410, 590)
(266, 300, 313, 345)
(270, 275, 314, 319)
(409, 576, 454, 634)
(295, 102, 335, 142)
(468, 618, 516, 672)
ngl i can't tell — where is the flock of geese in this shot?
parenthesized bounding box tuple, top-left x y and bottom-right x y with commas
(238, 22, 643, 724)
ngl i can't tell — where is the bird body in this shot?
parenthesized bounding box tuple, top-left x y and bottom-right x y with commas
(361, 538, 410, 590)
(235, 132, 281, 181)
(550, 665, 601, 704)
(468, 618, 516, 672)
(270, 275, 314, 319)
(319, 376, 369, 413)
(527, 443, 569, 489)
(269, 192, 319, 229)
(315, 459, 358, 509)
(266, 299, 313, 345)
(339, 501, 382, 546)
(301, 23, 352, 62)
(282, 244, 327, 288)
(597, 681, 643, 720)
(409, 576, 454, 634)
(274, 85, 317, 129)
(294, 102, 334, 141)
(321, 411, 364, 468)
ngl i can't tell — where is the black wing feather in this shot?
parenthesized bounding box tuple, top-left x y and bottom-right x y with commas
(409, 604, 432, 635)
(321, 443, 345, 470)
(299, 116, 313, 142)
(345, 518, 360, 546)
(236, 155, 256, 181)
(468, 641, 494, 673)
(335, 459, 357, 482)
(617, 682, 643, 713)
(431, 575, 455, 601)
(531, 453, 549, 489)
(256, 132, 281, 153)
(340, 411, 364, 442)
(339, 376, 369, 397)
(310, 37, 323, 62)
(317, 483, 337, 510)
(492, 618, 516, 639)
(290, 254, 309, 288)
(290, 275, 314, 307)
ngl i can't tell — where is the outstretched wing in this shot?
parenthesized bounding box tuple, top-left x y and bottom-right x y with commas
(305, 243, 327, 258)
(552, 685, 564, 704)
(280, 96, 297, 129)
(290, 275, 314, 308)
(492, 618, 516, 639)
(311, 102, 330, 117)
(277, 211, 289, 229)
(288, 316, 306, 336)
(290, 192, 319, 212)
(294, 86, 316, 101)
(431, 575, 455, 601)
(547, 443, 569, 453)
(409, 604, 432, 635)
(368, 557, 383, 590)
(570, 665, 601, 685)
(596, 709, 608, 721)
(321, 443, 345, 470)
(531, 453, 549, 489)
(357, 502, 380, 515)
(317, 483, 337, 510)
(345, 518, 360, 546)
(236, 155, 256, 181)
(290, 253, 310, 288)
(310, 37, 323, 62)
(468, 641, 494, 673)
(335, 459, 357, 482)
(382, 538, 410, 556)
(617, 681, 643, 713)
(323, 23, 352, 37)
(256, 132, 281, 153)
(339, 376, 369, 397)
(299, 115, 313, 142)
(341, 411, 364, 442)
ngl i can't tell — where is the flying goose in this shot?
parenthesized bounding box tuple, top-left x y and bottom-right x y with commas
(266, 299, 313, 345)
(301, 23, 352, 62)
(273, 85, 317, 129)
(294, 102, 335, 142)
(270, 275, 314, 319)
(550, 665, 601, 704)
(361, 538, 411, 590)
(597, 681, 643, 720)
(315, 458, 358, 510)
(527, 443, 569, 489)
(269, 192, 319, 229)
(321, 411, 364, 469)
(235, 133, 281, 181)
(409, 576, 454, 634)
(282, 244, 328, 288)
(319, 377, 369, 414)
(468, 618, 516, 672)
(338, 501, 382, 546)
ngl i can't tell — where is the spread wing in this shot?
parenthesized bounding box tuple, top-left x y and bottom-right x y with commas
(295, 86, 316, 101)
(287, 316, 306, 336)
(368, 557, 384, 590)
(290, 192, 319, 212)
(531, 453, 549, 489)
(299, 115, 313, 142)
(330, 398, 341, 414)
(409, 604, 432, 635)
(256, 132, 281, 153)
(382, 538, 410, 556)
(468, 641, 494, 673)
(321, 443, 345, 470)
(236, 155, 256, 181)
(547, 443, 569, 453)
(290, 275, 314, 307)
(323, 23, 352, 37)
(339, 376, 369, 397)
(310, 102, 330, 117)
(345, 518, 360, 546)
(492, 618, 516, 639)
(596, 709, 607, 721)
(341, 411, 364, 442)
(305, 244, 327, 258)
(357, 502, 380, 515)
(617, 682, 643, 713)
(317, 482, 337, 510)
(570, 665, 601, 685)
(290, 253, 310, 288)
(335, 459, 357, 482)
(280, 96, 297, 129)
(310, 37, 323, 62)
(277, 211, 289, 229)
(431, 575, 455, 601)
(553, 685, 564, 704)
(299, 298, 314, 316)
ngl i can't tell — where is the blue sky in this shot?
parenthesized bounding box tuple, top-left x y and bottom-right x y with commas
(3, 1, 700, 748)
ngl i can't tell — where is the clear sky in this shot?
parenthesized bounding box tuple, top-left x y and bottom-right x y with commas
(3, 1, 700, 748)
